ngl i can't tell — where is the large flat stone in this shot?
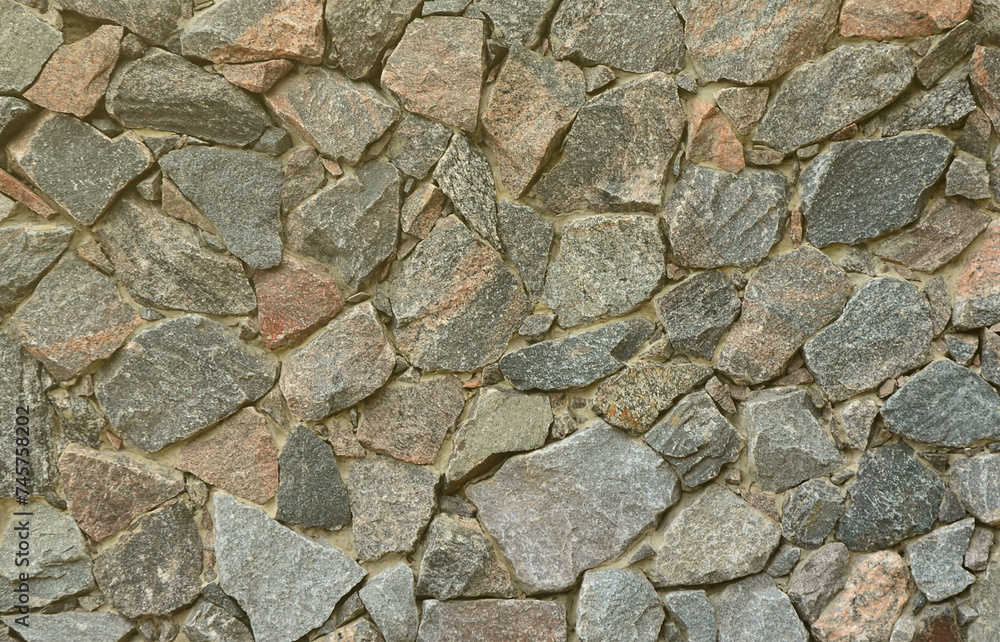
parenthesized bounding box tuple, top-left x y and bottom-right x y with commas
(905, 518, 976, 602)
(417, 599, 566, 641)
(0, 0, 62, 93)
(0, 223, 73, 311)
(874, 198, 990, 272)
(1, 613, 132, 642)
(841, 0, 972, 38)
(654, 269, 740, 360)
(59, 0, 182, 44)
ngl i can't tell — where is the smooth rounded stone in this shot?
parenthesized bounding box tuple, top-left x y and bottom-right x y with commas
(432, 135, 501, 250)
(416, 514, 513, 600)
(654, 269, 740, 360)
(0, 223, 73, 311)
(576, 568, 664, 642)
(787, 542, 850, 623)
(388, 216, 531, 373)
(1, 613, 132, 642)
(254, 253, 343, 350)
(743, 388, 843, 493)
(664, 590, 715, 642)
(325, 0, 421, 79)
(360, 564, 418, 642)
(595, 363, 714, 435)
(536, 72, 684, 214)
(215, 493, 366, 642)
(93, 502, 201, 618)
(812, 551, 914, 642)
(952, 453, 1000, 525)
(882, 360, 1000, 446)
(7, 111, 154, 226)
(184, 598, 254, 642)
(799, 134, 953, 247)
(755, 44, 915, 153)
(274, 424, 351, 529)
(716, 574, 808, 642)
(0, 0, 62, 93)
(468, 422, 678, 593)
(550, 0, 683, 73)
(840, 0, 972, 38)
(969, 552, 1000, 640)
(279, 303, 394, 420)
(285, 161, 400, 289)
(445, 386, 551, 488)
(874, 198, 990, 273)
(97, 197, 257, 316)
(715, 86, 769, 136)
(265, 68, 399, 165)
(837, 442, 945, 551)
(180, 0, 323, 63)
(905, 518, 976, 602)
(384, 113, 452, 179)
(781, 479, 845, 550)
(499, 317, 654, 390)
(663, 165, 789, 269)
(46, 389, 105, 449)
(952, 222, 1000, 329)
(869, 79, 977, 137)
(804, 278, 933, 402)
(158, 146, 282, 269)
(381, 17, 485, 132)
(416, 599, 566, 641)
(105, 48, 271, 147)
(651, 484, 781, 587)
(544, 214, 666, 328)
(496, 201, 553, 302)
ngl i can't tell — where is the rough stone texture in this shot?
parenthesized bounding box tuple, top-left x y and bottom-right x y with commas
(905, 518, 976, 602)
(913, 605, 961, 642)
(279, 303, 394, 420)
(874, 198, 990, 272)
(8, 111, 154, 225)
(536, 73, 685, 214)
(215, 493, 365, 642)
(347, 455, 438, 560)
(58, 0, 181, 45)
(687, 98, 745, 174)
(969, 553, 1000, 640)
(836, 442, 945, 551)
(254, 253, 342, 349)
(576, 568, 664, 642)
(755, 45, 916, 153)
(381, 17, 485, 132)
(432, 134, 501, 250)
(47, 389, 105, 449)
(952, 453, 1000, 525)
(325, 0, 421, 79)
(595, 361, 714, 434)
(159, 146, 283, 269)
(359, 563, 418, 642)
(388, 217, 531, 372)
(663, 590, 715, 642)
(416, 514, 514, 600)
(401, 183, 447, 240)
(663, 165, 790, 269)
(93, 503, 202, 618)
(500, 317, 653, 390)
(652, 484, 781, 587)
(972, 45, 1000, 129)
(952, 222, 1000, 329)
(716, 574, 808, 642)
(384, 113, 452, 179)
(920, 21, 988, 87)
(357, 377, 465, 464)
(106, 49, 271, 147)
(285, 161, 400, 289)
(716, 86, 769, 136)
(58, 442, 184, 541)
(787, 543, 850, 623)
(841, 0, 973, 39)
(984, 329, 1000, 386)
(544, 215, 665, 328)
(265, 68, 399, 165)
(23, 25, 122, 118)
(870, 79, 977, 137)
(219, 59, 293, 93)
(0, 0, 62, 93)
(947, 153, 991, 199)
(0, 223, 73, 311)
(468, 422, 678, 593)
(416, 599, 566, 641)
(1, 613, 132, 642)
(655, 269, 741, 360)
(183, 598, 254, 642)
(781, 479, 846, 550)
(804, 278, 933, 401)
(495, 200, 553, 301)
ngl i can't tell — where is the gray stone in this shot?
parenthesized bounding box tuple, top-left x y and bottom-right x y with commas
(517, 313, 555, 342)
(767, 547, 802, 577)
(945, 333, 979, 365)
(93, 503, 201, 618)
(215, 493, 365, 642)
(577, 568, 664, 642)
(717, 574, 807, 642)
(663, 165, 790, 269)
(0, 97, 36, 143)
(433, 134, 501, 251)
(416, 599, 566, 641)
(544, 214, 666, 328)
(715, 86, 769, 136)
(536, 72, 684, 214)
(276, 424, 351, 530)
(655, 269, 740, 360)
(347, 455, 438, 560)
(281, 146, 325, 212)
(926, 276, 953, 337)
(781, 479, 845, 550)
(183, 598, 254, 642)
(475, 0, 554, 46)
(415, 514, 514, 600)
(743, 389, 843, 493)
(652, 485, 781, 587)
(1, 613, 132, 642)
(325, 0, 421, 78)
(905, 518, 976, 602)
(95, 314, 279, 452)
(47, 389, 105, 449)
(939, 488, 968, 524)
(595, 363, 714, 435)
(952, 222, 1000, 330)
(385, 113, 451, 179)
(837, 442, 945, 551)
(947, 154, 992, 199)
(253, 126, 292, 156)
(550, 0, 684, 73)
(106, 48, 271, 147)
(755, 44, 915, 153)
(800, 134, 954, 247)
(969, 554, 1000, 641)
(496, 201, 553, 301)
(0, 223, 73, 311)
(882, 359, 1000, 447)
(869, 80, 977, 137)
(8, 112, 153, 225)
(918, 21, 987, 87)
(874, 198, 991, 273)
(360, 563, 418, 642)
(787, 542, 850, 623)
(279, 302, 394, 420)
(953, 453, 1000, 525)
(59, 0, 181, 45)
(966, 525, 994, 572)
(98, 196, 257, 315)
(499, 317, 654, 391)
(468, 422, 678, 593)
(159, 146, 282, 269)
(804, 278, 934, 401)
(286, 161, 400, 289)
(329, 618, 383, 642)
(0, 0, 62, 93)
(388, 216, 531, 372)
(983, 329, 1000, 386)
(664, 590, 715, 642)
(583, 64, 616, 92)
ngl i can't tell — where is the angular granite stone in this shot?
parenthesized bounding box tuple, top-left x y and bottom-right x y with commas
(787, 543, 850, 623)
(183, 598, 254, 642)
(663, 590, 716, 642)
(716, 574, 808, 642)
(416, 599, 566, 641)
(874, 198, 990, 272)
(952, 453, 1000, 525)
(655, 269, 740, 360)
(359, 563, 418, 642)
(468, 422, 678, 593)
(47, 389, 105, 449)
(59, 0, 181, 45)
(870, 79, 977, 137)
(576, 568, 663, 642)
(905, 518, 976, 602)
(686, 98, 745, 174)
(23, 25, 122, 118)
(983, 329, 1000, 387)
(384, 113, 452, 179)
(0, 96, 36, 143)
(716, 86, 769, 136)
(0, 223, 73, 311)
(840, 0, 972, 39)
(595, 363, 713, 434)
(432, 135, 501, 250)
(972, 45, 1000, 128)
(946, 153, 991, 199)
(401, 183, 448, 240)
(495, 200, 553, 301)
(254, 253, 342, 349)
(969, 550, 1000, 640)
(781, 479, 845, 550)
(920, 21, 987, 86)
(219, 59, 294, 93)
(325, 0, 421, 78)
(952, 222, 1000, 329)
(1, 613, 132, 642)
(0, 0, 62, 93)
(416, 514, 514, 600)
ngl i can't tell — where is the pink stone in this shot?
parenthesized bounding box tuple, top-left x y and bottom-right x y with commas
(812, 551, 913, 642)
(254, 253, 343, 349)
(841, 0, 972, 39)
(24, 25, 123, 118)
(687, 98, 745, 174)
(219, 59, 294, 93)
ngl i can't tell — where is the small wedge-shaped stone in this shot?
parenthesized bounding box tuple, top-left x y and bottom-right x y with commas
(953, 221, 1000, 329)
(98, 197, 257, 315)
(280, 302, 394, 420)
(0, 223, 73, 311)
(781, 480, 845, 550)
(595, 363, 714, 434)
(432, 135, 501, 250)
(952, 453, 1000, 525)
(536, 72, 684, 213)
(787, 543, 850, 623)
(360, 563, 418, 642)
(870, 79, 977, 137)
(755, 44, 915, 153)
(8, 111, 153, 225)
(181, 0, 324, 64)
(59, 0, 181, 45)
(95, 315, 279, 452)
(496, 200, 553, 301)
(655, 269, 741, 360)
(717, 574, 808, 642)
(417, 599, 566, 641)
(106, 48, 271, 147)
(577, 568, 664, 642)
(905, 518, 976, 602)
(1, 613, 132, 642)
(384, 112, 452, 179)
(184, 598, 254, 642)
(276, 424, 352, 529)
(0, 0, 63, 93)
(468, 422, 679, 593)
(804, 278, 933, 401)
(325, 0, 421, 79)
(874, 198, 990, 272)
(215, 493, 366, 642)
(416, 514, 514, 600)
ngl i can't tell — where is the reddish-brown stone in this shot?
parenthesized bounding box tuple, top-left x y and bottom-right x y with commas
(687, 98, 745, 174)
(177, 407, 279, 505)
(972, 46, 1000, 128)
(0, 166, 56, 219)
(874, 199, 991, 273)
(913, 605, 960, 642)
(953, 221, 1000, 329)
(58, 443, 185, 541)
(254, 253, 342, 349)
(219, 59, 294, 93)
(328, 421, 367, 458)
(23, 25, 123, 118)
(417, 599, 566, 641)
(840, 0, 972, 39)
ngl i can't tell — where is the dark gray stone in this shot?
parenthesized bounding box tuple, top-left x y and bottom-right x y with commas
(781, 479, 845, 549)
(517, 313, 555, 342)
(655, 269, 740, 360)
(47, 389, 105, 449)
(360, 563, 417, 642)
(0, 223, 73, 311)
(1, 613, 132, 642)
(716, 574, 808, 642)
(767, 546, 802, 577)
(253, 126, 292, 156)
(476, 0, 556, 47)
(325, 0, 422, 79)
(0, 0, 62, 93)
(983, 329, 1000, 386)
(577, 568, 664, 642)
(867, 79, 977, 137)
(664, 590, 715, 642)
(415, 514, 514, 600)
(183, 598, 254, 642)
(905, 518, 976, 602)
(787, 542, 850, 623)
(0, 97, 36, 144)
(384, 113, 452, 179)
(918, 21, 987, 87)
(433, 134, 501, 251)
(952, 453, 1000, 525)
(926, 276, 953, 337)
(59, 0, 181, 45)
(496, 200, 552, 301)
(281, 146, 325, 212)
(594, 363, 714, 434)
(945, 332, 979, 365)
(276, 424, 351, 530)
